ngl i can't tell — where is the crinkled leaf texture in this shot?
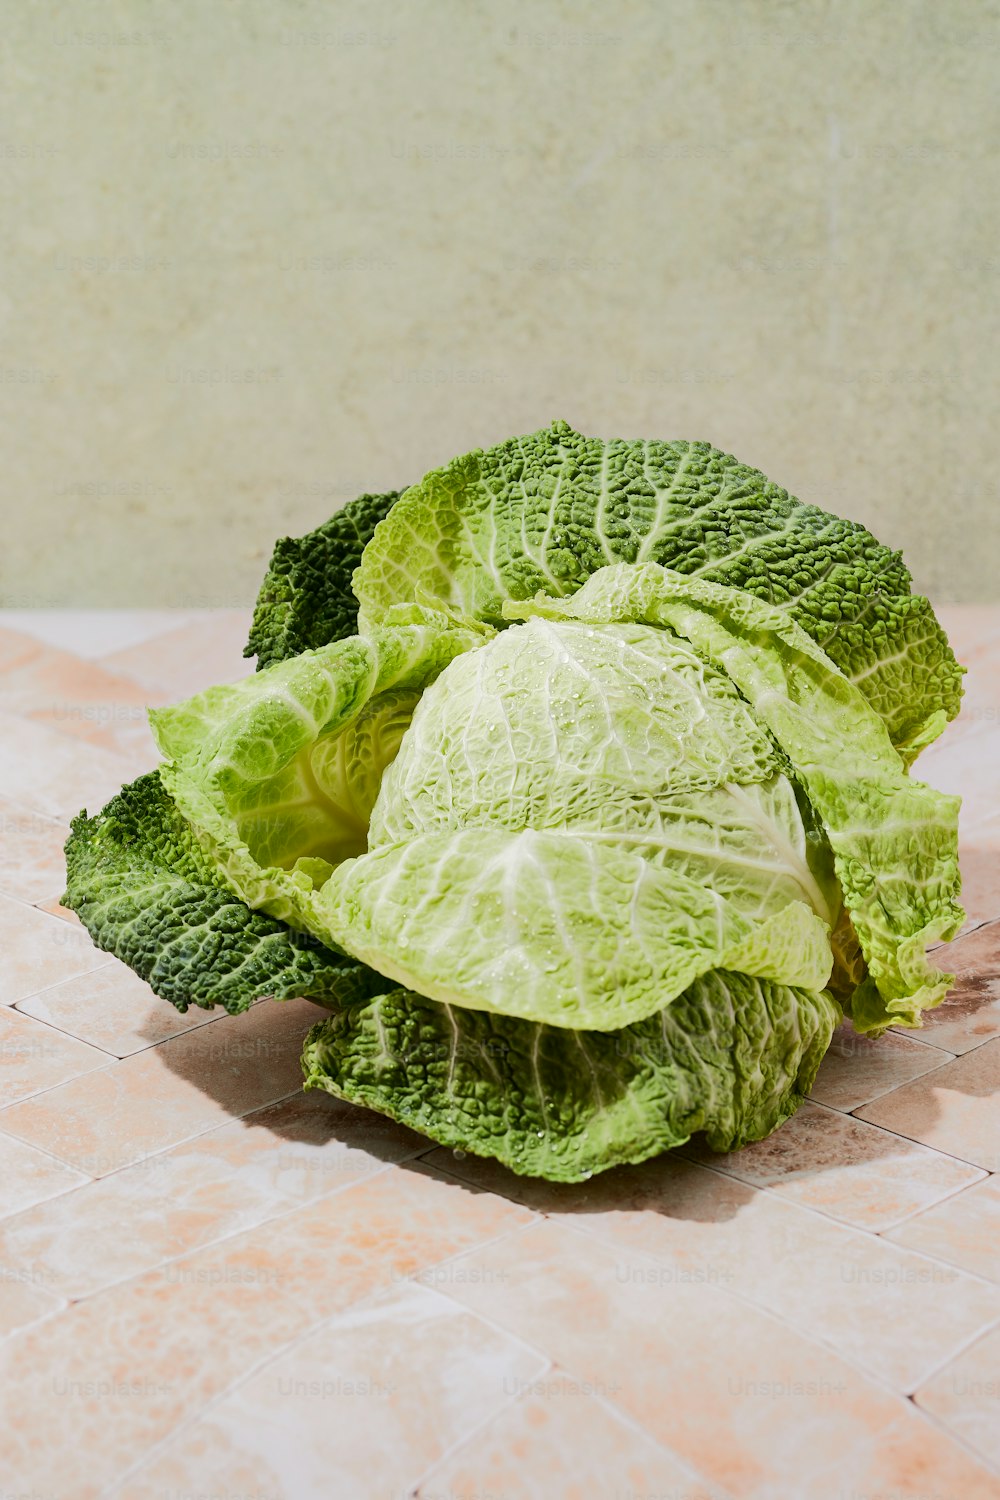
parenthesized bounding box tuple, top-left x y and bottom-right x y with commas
(317, 608, 840, 1029)
(60, 425, 966, 1182)
(354, 421, 962, 763)
(247, 489, 401, 670)
(303, 974, 841, 1182)
(149, 605, 491, 938)
(62, 771, 380, 1013)
(153, 575, 843, 1033)
(322, 828, 833, 1030)
(148, 563, 959, 1038)
(61, 772, 840, 1182)
(504, 563, 964, 1032)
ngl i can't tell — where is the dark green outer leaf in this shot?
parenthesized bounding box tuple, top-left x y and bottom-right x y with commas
(353, 422, 963, 761)
(246, 489, 401, 669)
(62, 772, 385, 1014)
(303, 973, 841, 1182)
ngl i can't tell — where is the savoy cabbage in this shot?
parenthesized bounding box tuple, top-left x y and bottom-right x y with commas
(64, 422, 965, 1181)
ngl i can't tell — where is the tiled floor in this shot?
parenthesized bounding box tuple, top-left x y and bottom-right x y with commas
(0, 605, 998, 1500)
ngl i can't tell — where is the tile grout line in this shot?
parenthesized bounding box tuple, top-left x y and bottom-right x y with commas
(873, 1167, 996, 1239)
(905, 1312, 1000, 1399)
(401, 1289, 559, 1500)
(0, 993, 319, 1158)
(105, 1278, 541, 1500)
(884, 1025, 1000, 1058)
(0, 1156, 409, 1312)
(670, 1149, 1000, 1297)
(405, 1344, 731, 1500)
(585, 1380, 733, 1500)
(692, 1094, 993, 1235)
(0, 1148, 528, 1320)
(0, 1126, 96, 1183)
(424, 1141, 1000, 1300)
(10, 971, 227, 1060)
(101, 1208, 549, 1498)
(0, 1055, 120, 1112)
(0, 1081, 311, 1187)
(96, 1204, 455, 1497)
(810, 1048, 959, 1113)
(833, 1082, 1000, 1174)
(679, 1160, 990, 1239)
(409, 1204, 984, 1496)
(0, 1001, 121, 1072)
(846, 1100, 999, 1172)
(392, 1205, 732, 1500)
(0, 1079, 350, 1226)
(549, 1213, 1000, 1404)
(2, 619, 998, 1485)
(424, 1154, 1000, 1401)
(885, 1024, 983, 1055)
(907, 1384, 1000, 1482)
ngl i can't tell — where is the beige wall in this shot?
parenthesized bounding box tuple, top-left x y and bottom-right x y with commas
(2, 0, 997, 607)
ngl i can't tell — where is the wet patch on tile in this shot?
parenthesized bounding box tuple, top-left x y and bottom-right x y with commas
(811, 1021, 950, 1110)
(856, 1038, 1000, 1171)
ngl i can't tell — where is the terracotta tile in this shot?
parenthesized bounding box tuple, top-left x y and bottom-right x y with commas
(0, 609, 190, 660)
(0, 606, 995, 1499)
(915, 1325, 1000, 1471)
(431, 1219, 999, 1500)
(887, 1176, 1000, 1284)
(829, 1414, 992, 1500)
(180, 1089, 428, 1205)
(119, 1283, 546, 1500)
(0, 1273, 63, 1338)
(214, 1157, 534, 1301)
(923, 644, 1000, 750)
(0, 797, 69, 904)
(421, 1381, 718, 1500)
(920, 736, 1000, 849)
(428, 1151, 1000, 1392)
(856, 1037, 1000, 1171)
(0, 1162, 531, 1497)
(0, 1132, 90, 1219)
(683, 1101, 984, 1231)
(0, 891, 106, 1006)
(101, 610, 254, 698)
(953, 841, 1000, 931)
(0, 1092, 430, 1301)
(935, 604, 1000, 664)
(16, 960, 217, 1057)
(900, 920, 1000, 1054)
(0, 627, 46, 675)
(0, 708, 136, 822)
(35, 897, 82, 925)
(0, 644, 165, 763)
(0, 1006, 109, 1103)
(0, 998, 324, 1175)
(811, 1020, 950, 1110)
(0, 1136, 291, 1301)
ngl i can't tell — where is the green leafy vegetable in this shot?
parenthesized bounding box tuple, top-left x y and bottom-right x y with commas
(316, 607, 839, 1028)
(150, 605, 490, 935)
(354, 421, 961, 762)
(503, 564, 963, 1031)
(62, 772, 379, 1013)
(247, 489, 401, 669)
(62, 422, 966, 1181)
(320, 828, 833, 1029)
(303, 973, 841, 1182)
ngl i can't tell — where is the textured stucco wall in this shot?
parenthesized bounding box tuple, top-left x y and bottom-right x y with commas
(2, 0, 998, 606)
